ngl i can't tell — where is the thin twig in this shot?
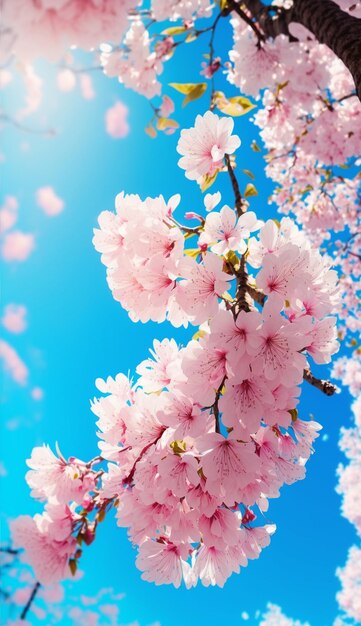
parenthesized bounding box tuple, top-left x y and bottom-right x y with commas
(247, 284, 266, 306)
(225, 154, 245, 216)
(303, 368, 338, 396)
(20, 582, 41, 620)
(212, 376, 227, 433)
(0, 114, 56, 136)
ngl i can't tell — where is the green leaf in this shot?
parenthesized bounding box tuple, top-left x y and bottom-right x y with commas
(170, 440, 187, 455)
(183, 83, 207, 107)
(185, 32, 197, 43)
(169, 82, 207, 107)
(214, 91, 255, 116)
(184, 248, 200, 258)
(156, 117, 179, 131)
(200, 170, 219, 192)
(226, 250, 240, 271)
(161, 26, 188, 36)
(169, 82, 205, 95)
(145, 123, 157, 139)
(192, 329, 207, 341)
(244, 183, 258, 197)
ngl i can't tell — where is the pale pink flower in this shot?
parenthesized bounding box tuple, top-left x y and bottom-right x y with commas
(158, 452, 200, 497)
(105, 101, 129, 139)
(2, 0, 134, 63)
(31, 386, 44, 401)
(2, 231, 35, 261)
(0, 340, 28, 384)
(26, 445, 94, 504)
(57, 69, 76, 92)
(194, 544, 238, 587)
(0, 196, 18, 234)
(136, 338, 183, 393)
(80, 74, 95, 100)
(199, 206, 259, 254)
(176, 253, 232, 324)
(136, 539, 190, 587)
(198, 433, 260, 504)
(209, 309, 262, 366)
(177, 111, 241, 181)
(2, 304, 27, 334)
(204, 191, 221, 212)
(159, 95, 175, 117)
(10, 514, 76, 584)
(199, 507, 240, 548)
(252, 304, 307, 384)
(219, 368, 274, 435)
(180, 339, 230, 407)
(36, 187, 64, 216)
(303, 316, 339, 364)
(121, 390, 166, 450)
(160, 391, 209, 439)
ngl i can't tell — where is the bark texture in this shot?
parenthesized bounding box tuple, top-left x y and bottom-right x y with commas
(240, 0, 361, 101)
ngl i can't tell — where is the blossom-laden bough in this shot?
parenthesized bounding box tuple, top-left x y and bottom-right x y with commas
(11, 114, 341, 596)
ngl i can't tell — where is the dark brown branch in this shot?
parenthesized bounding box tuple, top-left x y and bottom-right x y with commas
(234, 255, 250, 314)
(247, 284, 266, 307)
(20, 582, 40, 620)
(303, 368, 337, 396)
(241, 0, 361, 101)
(213, 376, 227, 433)
(228, 0, 265, 43)
(225, 154, 246, 216)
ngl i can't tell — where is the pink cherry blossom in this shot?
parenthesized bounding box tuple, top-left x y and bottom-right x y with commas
(199, 206, 259, 255)
(36, 187, 64, 216)
(0, 340, 28, 384)
(1, 231, 35, 262)
(177, 111, 241, 182)
(2, 304, 27, 334)
(57, 69, 76, 92)
(105, 101, 129, 139)
(136, 539, 190, 588)
(176, 253, 232, 324)
(26, 445, 95, 504)
(10, 514, 76, 585)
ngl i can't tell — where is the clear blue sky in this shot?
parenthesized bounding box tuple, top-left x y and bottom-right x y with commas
(1, 19, 357, 626)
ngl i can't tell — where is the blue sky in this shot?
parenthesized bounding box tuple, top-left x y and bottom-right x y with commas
(0, 19, 358, 626)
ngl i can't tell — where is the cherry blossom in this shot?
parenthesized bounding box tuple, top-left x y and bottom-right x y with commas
(36, 187, 64, 216)
(2, 304, 27, 334)
(105, 101, 129, 139)
(10, 511, 77, 584)
(177, 112, 241, 182)
(0, 340, 28, 385)
(1, 231, 35, 262)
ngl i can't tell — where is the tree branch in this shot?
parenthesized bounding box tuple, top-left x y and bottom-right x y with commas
(240, 0, 361, 101)
(20, 581, 40, 620)
(303, 368, 338, 396)
(225, 154, 246, 216)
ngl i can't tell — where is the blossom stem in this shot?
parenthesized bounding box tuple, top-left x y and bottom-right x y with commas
(303, 368, 338, 396)
(212, 376, 227, 433)
(225, 154, 245, 216)
(20, 581, 41, 620)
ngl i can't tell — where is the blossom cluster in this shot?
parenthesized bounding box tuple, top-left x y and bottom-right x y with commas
(228, 16, 361, 337)
(12, 112, 341, 589)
